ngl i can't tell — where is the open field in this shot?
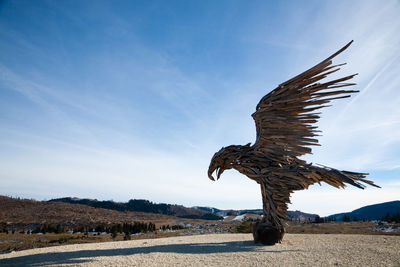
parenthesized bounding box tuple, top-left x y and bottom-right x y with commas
(0, 227, 229, 253)
(286, 221, 400, 235)
(1, 221, 399, 253)
(1, 233, 399, 266)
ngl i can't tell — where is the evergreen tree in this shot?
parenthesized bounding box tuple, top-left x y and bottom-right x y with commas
(124, 231, 131, 240)
(343, 215, 350, 222)
(382, 212, 391, 222)
(111, 227, 118, 238)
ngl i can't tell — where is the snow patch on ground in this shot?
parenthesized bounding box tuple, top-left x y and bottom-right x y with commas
(233, 215, 245, 221)
(373, 226, 400, 232)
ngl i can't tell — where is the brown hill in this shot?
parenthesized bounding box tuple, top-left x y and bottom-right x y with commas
(0, 196, 185, 228)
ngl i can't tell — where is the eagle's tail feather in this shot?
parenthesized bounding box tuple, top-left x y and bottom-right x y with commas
(309, 164, 380, 189)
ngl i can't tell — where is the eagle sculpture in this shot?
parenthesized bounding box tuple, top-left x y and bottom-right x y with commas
(207, 41, 379, 245)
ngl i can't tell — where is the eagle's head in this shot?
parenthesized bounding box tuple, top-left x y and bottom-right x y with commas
(208, 144, 251, 181)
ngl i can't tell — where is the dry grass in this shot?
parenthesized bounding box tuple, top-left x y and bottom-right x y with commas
(286, 221, 400, 235)
(0, 230, 200, 252)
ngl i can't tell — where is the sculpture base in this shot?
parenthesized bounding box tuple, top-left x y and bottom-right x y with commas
(252, 222, 284, 245)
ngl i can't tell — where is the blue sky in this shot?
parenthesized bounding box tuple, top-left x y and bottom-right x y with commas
(0, 0, 399, 216)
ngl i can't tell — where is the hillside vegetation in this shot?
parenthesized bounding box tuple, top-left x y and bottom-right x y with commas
(49, 197, 222, 220)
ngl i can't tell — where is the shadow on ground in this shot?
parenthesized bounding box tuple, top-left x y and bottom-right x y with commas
(0, 240, 299, 266)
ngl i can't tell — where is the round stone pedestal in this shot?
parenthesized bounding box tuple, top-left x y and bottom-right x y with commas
(252, 221, 284, 245)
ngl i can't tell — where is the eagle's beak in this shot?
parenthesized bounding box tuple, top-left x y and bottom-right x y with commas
(216, 167, 225, 179)
(208, 165, 225, 181)
(208, 166, 216, 181)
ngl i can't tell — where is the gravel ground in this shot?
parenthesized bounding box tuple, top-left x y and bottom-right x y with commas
(0, 234, 399, 266)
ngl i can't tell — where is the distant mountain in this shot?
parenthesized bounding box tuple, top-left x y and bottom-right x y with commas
(193, 207, 263, 217)
(195, 201, 400, 221)
(193, 207, 317, 220)
(192, 206, 222, 214)
(328, 200, 400, 221)
(288, 210, 318, 220)
(195, 201, 400, 222)
(49, 197, 223, 220)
